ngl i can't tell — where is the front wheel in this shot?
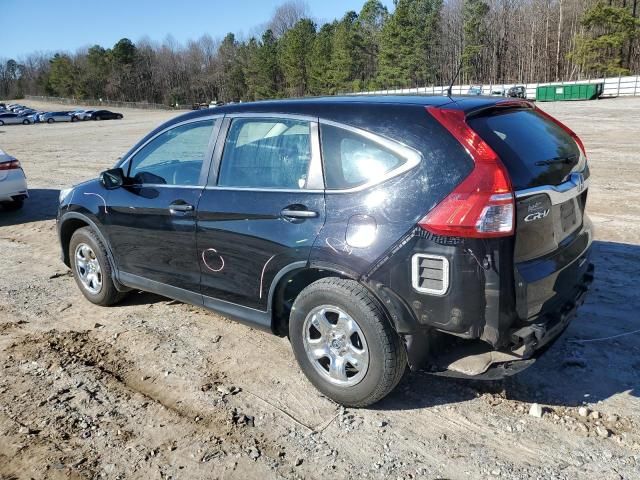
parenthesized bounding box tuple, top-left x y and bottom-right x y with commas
(22, 119, 29, 125)
(0, 120, 5, 126)
(47, 118, 54, 124)
(69, 227, 126, 306)
(117, 114, 123, 119)
(289, 278, 407, 407)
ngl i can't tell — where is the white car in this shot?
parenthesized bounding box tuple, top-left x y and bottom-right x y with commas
(0, 149, 28, 210)
(73, 110, 95, 121)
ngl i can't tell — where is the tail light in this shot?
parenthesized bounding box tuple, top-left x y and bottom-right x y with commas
(0, 160, 21, 171)
(534, 107, 586, 156)
(419, 107, 514, 238)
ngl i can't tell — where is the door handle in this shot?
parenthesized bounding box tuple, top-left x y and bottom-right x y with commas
(281, 208, 318, 219)
(169, 202, 194, 213)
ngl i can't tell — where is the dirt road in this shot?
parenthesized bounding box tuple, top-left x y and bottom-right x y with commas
(0, 99, 639, 479)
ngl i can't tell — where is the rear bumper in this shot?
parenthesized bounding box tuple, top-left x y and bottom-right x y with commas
(418, 261, 594, 378)
(0, 170, 28, 202)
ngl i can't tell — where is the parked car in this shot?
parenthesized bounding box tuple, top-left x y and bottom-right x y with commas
(508, 85, 527, 99)
(57, 96, 594, 406)
(73, 110, 95, 121)
(89, 110, 123, 120)
(27, 111, 45, 123)
(0, 113, 31, 125)
(42, 111, 73, 123)
(0, 149, 28, 210)
(467, 86, 483, 95)
(490, 87, 505, 96)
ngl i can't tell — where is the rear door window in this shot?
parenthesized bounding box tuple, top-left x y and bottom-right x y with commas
(468, 109, 582, 190)
(218, 118, 312, 189)
(320, 124, 406, 190)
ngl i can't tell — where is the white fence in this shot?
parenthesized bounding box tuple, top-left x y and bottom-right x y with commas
(357, 74, 640, 99)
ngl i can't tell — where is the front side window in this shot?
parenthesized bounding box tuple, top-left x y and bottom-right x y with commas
(218, 118, 312, 189)
(320, 124, 406, 190)
(128, 120, 215, 186)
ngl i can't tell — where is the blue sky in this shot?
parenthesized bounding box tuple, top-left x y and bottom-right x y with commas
(1, 0, 394, 59)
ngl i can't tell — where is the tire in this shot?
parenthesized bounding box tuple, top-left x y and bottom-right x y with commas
(22, 119, 29, 125)
(117, 114, 123, 119)
(95, 116, 101, 121)
(47, 118, 54, 124)
(0, 120, 4, 126)
(289, 278, 407, 407)
(71, 116, 77, 122)
(69, 227, 126, 306)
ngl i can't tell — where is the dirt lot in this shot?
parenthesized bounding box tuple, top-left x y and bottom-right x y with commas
(0, 98, 639, 480)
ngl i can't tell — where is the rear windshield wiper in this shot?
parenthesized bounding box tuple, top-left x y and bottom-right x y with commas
(535, 155, 577, 166)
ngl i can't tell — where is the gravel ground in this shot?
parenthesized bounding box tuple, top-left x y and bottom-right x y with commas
(0, 98, 639, 480)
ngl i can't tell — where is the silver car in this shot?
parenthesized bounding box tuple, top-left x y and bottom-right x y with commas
(0, 113, 31, 125)
(43, 111, 73, 123)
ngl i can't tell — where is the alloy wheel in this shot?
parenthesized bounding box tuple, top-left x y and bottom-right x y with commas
(302, 305, 369, 386)
(74, 243, 103, 294)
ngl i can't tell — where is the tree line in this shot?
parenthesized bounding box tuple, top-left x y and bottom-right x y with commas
(1, 0, 639, 105)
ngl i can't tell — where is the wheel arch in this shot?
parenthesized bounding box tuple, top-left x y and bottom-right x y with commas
(268, 262, 410, 339)
(58, 212, 129, 292)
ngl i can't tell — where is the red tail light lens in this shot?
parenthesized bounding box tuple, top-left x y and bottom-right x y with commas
(534, 107, 586, 156)
(420, 107, 514, 238)
(0, 160, 21, 171)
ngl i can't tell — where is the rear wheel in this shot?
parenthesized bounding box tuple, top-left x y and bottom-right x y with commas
(22, 119, 29, 125)
(0, 120, 5, 126)
(117, 114, 123, 119)
(289, 278, 407, 407)
(69, 227, 126, 306)
(47, 118, 54, 124)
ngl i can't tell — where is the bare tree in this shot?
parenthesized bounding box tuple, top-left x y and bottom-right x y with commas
(267, 0, 310, 37)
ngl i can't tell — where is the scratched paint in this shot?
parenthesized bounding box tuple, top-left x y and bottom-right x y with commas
(83, 192, 107, 214)
(259, 254, 276, 299)
(202, 248, 225, 272)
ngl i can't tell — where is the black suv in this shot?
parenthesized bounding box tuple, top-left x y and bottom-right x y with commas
(57, 96, 594, 406)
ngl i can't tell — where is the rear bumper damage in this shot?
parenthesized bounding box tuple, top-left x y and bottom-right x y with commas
(405, 262, 594, 379)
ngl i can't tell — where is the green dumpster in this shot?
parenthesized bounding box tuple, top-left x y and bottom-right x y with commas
(536, 83, 603, 101)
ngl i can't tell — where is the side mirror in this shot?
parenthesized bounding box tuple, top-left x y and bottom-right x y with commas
(100, 168, 125, 190)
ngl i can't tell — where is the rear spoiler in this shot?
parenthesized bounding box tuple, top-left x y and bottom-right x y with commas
(464, 99, 535, 119)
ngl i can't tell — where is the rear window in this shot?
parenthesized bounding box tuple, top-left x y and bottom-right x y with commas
(468, 109, 582, 190)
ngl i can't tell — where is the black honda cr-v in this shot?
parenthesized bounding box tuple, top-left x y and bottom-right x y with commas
(57, 95, 594, 406)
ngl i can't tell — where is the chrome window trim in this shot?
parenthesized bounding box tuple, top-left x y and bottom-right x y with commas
(204, 186, 324, 193)
(515, 172, 590, 205)
(319, 119, 423, 194)
(411, 254, 449, 296)
(215, 114, 322, 191)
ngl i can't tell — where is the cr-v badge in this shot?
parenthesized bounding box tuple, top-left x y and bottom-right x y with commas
(524, 209, 550, 222)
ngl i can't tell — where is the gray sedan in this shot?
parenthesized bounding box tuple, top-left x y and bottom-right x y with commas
(42, 112, 74, 123)
(0, 113, 31, 125)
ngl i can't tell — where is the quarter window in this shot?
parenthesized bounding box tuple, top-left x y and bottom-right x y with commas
(128, 120, 215, 186)
(320, 124, 406, 190)
(218, 118, 312, 189)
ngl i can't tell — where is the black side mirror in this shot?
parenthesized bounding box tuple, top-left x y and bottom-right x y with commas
(100, 168, 125, 190)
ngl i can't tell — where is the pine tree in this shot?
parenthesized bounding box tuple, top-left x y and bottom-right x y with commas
(462, 0, 489, 83)
(308, 23, 335, 95)
(279, 19, 316, 96)
(569, 2, 640, 77)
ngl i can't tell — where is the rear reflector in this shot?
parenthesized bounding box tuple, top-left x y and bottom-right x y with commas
(0, 160, 21, 171)
(420, 107, 514, 238)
